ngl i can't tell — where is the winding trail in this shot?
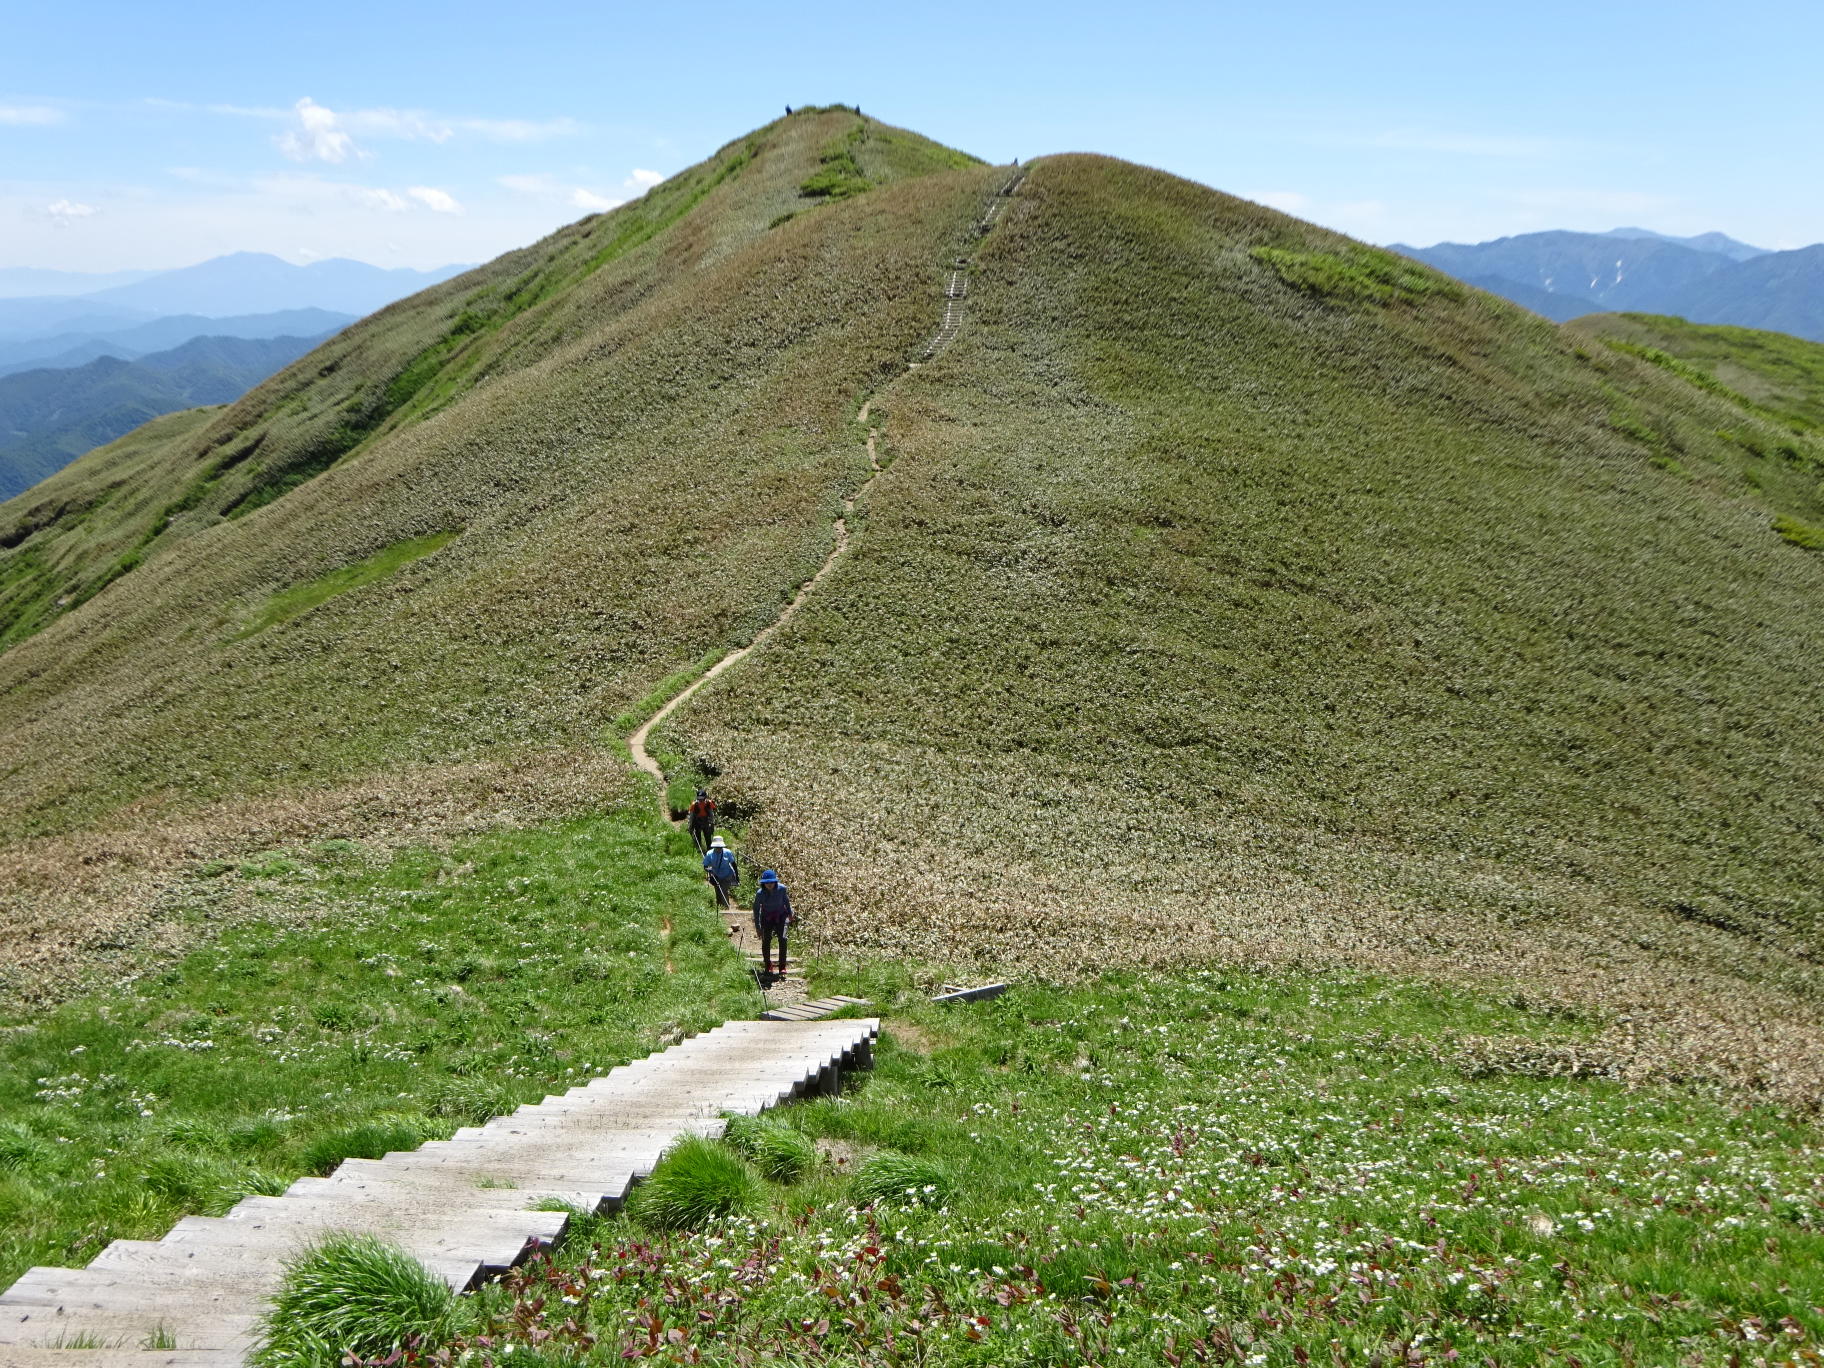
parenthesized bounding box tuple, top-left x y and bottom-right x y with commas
(626, 164, 1025, 1011)
(626, 402, 886, 797)
(627, 163, 1026, 802)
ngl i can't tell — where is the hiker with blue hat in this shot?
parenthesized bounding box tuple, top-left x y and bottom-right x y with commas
(702, 836, 739, 910)
(752, 869, 794, 977)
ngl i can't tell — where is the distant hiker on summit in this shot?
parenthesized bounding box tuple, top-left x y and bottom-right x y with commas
(687, 789, 717, 853)
(703, 836, 739, 910)
(753, 870, 794, 976)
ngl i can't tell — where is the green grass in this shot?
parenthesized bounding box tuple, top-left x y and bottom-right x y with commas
(433, 970, 1824, 1365)
(851, 1148, 954, 1208)
(1251, 244, 1462, 304)
(626, 1135, 763, 1230)
(232, 530, 458, 638)
(1600, 337, 1754, 407)
(721, 1111, 818, 1182)
(0, 798, 752, 1289)
(253, 1233, 465, 1368)
(1580, 312, 1824, 432)
(799, 123, 874, 201)
(1774, 513, 1824, 550)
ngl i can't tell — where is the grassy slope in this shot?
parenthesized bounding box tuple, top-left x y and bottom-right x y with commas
(670, 157, 1824, 1103)
(0, 795, 749, 1290)
(0, 112, 992, 984)
(0, 130, 1820, 1111)
(1572, 309, 1824, 435)
(457, 974, 1823, 1365)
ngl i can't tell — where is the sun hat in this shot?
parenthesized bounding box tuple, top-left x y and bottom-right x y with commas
(760, 869, 778, 883)
(710, 837, 726, 848)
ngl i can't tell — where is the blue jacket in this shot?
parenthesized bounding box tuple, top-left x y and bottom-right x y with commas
(753, 881, 793, 928)
(703, 848, 738, 884)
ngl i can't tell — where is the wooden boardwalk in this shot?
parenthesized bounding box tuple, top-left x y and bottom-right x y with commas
(0, 1018, 878, 1365)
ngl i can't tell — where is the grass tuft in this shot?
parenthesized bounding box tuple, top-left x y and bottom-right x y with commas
(1774, 513, 1824, 550)
(721, 1113, 817, 1182)
(626, 1135, 761, 1230)
(232, 530, 457, 639)
(298, 1118, 425, 1176)
(252, 1232, 464, 1368)
(850, 1149, 953, 1208)
(1251, 244, 1461, 304)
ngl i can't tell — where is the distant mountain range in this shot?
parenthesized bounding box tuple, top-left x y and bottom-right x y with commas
(0, 331, 333, 498)
(0, 308, 355, 377)
(0, 251, 466, 494)
(1392, 229, 1824, 340)
(0, 253, 467, 327)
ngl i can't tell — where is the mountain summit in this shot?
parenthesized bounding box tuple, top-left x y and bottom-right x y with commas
(1, 109, 1821, 1104)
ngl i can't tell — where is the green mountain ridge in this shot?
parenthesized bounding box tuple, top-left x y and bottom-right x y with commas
(0, 331, 337, 499)
(1, 110, 1821, 1111)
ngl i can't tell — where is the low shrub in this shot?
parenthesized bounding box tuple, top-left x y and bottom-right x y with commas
(722, 1113, 818, 1182)
(298, 1118, 425, 1175)
(1775, 513, 1824, 550)
(851, 1149, 953, 1208)
(626, 1136, 761, 1230)
(252, 1233, 465, 1368)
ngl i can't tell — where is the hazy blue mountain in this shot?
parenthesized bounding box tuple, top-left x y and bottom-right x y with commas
(1395, 228, 1824, 340)
(0, 308, 356, 377)
(1600, 227, 1768, 262)
(0, 297, 157, 340)
(0, 331, 330, 498)
(1461, 275, 1593, 322)
(85, 252, 468, 317)
(1394, 231, 1729, 311)
(1671, 244, 1824, 341)
(0, 266, 160, 298)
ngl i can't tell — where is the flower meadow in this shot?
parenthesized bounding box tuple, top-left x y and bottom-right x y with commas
(430, 973, 1821, 1366)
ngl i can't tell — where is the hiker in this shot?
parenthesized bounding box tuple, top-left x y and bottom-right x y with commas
(703, 836, 739, 910)
(687, 788, 717, 853)
(753, 869, 794, 976)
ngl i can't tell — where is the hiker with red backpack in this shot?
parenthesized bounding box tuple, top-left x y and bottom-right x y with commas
(753, 869, 794, 977)
(687, 789, 717, 853)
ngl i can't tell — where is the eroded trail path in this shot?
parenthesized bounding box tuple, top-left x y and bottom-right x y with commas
(627, 163, 1025, 802)
(626, 403, 887, 796)
(627, 164, 1025, 1008)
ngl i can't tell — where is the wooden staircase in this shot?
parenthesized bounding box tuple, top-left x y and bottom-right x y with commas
(0, 1018, 878, 1366)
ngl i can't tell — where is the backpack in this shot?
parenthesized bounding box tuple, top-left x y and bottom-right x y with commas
(690, 798, 715, 820)
(705, 849, 736, 882)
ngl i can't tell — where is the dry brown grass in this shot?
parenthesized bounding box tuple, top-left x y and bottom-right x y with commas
(0, 747, 627, 1009)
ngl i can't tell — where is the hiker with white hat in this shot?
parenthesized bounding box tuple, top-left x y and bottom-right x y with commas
(702, 836, 739, 910)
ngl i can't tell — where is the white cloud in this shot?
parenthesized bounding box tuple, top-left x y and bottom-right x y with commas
(459, 115, 580, 142)
(0, 105, 64, 126)
(46, 198, 98, 226)
(570, 187, 623, 212)
(503, 168, 664, 216)
(254, 175, 456, 217)
(408, 186, 462, 214)
(276, 97, 359, 164)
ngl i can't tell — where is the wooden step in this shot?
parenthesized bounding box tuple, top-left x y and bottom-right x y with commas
(1, 1008, 877, 1362)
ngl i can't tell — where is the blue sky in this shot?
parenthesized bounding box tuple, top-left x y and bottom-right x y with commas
(4, 0, 1819, 272)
